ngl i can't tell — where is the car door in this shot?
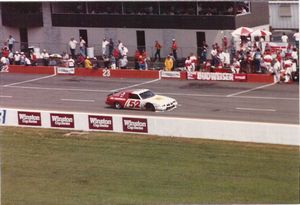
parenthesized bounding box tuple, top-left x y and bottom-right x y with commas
(124, 93, 142, 110)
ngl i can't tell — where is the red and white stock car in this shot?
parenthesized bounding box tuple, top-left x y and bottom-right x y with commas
(106, 89, 178, 111)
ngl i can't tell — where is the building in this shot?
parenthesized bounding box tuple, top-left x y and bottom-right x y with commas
(269, 0, 299, 31)
(0, 1, 270, 58)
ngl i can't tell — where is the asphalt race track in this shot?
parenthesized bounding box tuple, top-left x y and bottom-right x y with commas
(0, 73, 299, 124)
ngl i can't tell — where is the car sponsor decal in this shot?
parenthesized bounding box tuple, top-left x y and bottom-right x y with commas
(0, 110, 7, 124)
(18, 111, 42, 126)
(122, 117, 148, 133)
(50, 113, 74, 128)
(88, 115, 113, 130)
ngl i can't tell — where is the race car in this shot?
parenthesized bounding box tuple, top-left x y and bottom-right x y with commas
(105, 89, 178, 111)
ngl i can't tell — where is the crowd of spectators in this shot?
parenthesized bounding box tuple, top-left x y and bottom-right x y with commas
(1, 33, 298, 83)
(52, 1, 250, 16)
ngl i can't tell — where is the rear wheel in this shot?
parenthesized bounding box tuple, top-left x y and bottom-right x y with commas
(114, 102, 122, 109)
(145, 103, 155, 112)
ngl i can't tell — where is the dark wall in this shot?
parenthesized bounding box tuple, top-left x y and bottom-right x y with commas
(52, 14, 236, 30)
(235, 2, 269, 28)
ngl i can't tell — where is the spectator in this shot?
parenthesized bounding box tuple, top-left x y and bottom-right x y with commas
(41, 49, 50, 66)
(281, 33, 288, 43)
(273, 58, 281, 83)
(185, 56, 192, 71)
(108, 38, 114, 57)
(189, 53, 197, 72)
(84, 57, 93, 69)
(134, 49, 141, 69)
(20, 52, 26, 65)
(69, 37, 78, 59)
(154, 40, 162, 61)
(230, 58, 240, 74)
(79, 37, 86, 57)
(263, 51, 273, 73)
(110, 56, 116, 69)
(117, 40, 123, 52)
(171, 39, 178, 60)
(77, 54, 85, 67)
(1, 47, 9, 58)
(291, 47, 298, 66)
(210, 47, 218, 67)
(253, 48, 262, 73)
(119, 56, 128, 69)
(120, 45, 128, 57)
(24, 55, 31, 66)
(30, 50, 37, 66)
(164, 55, 173, 71)
(13, 51, 21, 65)
(7, 35, 16, 52)
(102, 38, 109, 56)
(67, 58, 75, 68)
(102, 55, 110, 69)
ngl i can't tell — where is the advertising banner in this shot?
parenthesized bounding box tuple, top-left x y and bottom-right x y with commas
(197, 72, 234, 81)
(56, 67, 75, 74)
(18, 111, 41, 126)
(161, 71, 181, 78)
(0, 110, 6, 124)
(50, 113, 74, 128)
(234, 74, 247, 82)
(122, 117, 148, 133)
(88, 115, 113, 130)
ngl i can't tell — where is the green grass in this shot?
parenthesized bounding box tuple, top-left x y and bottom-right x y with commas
(0, 127, 299, 204)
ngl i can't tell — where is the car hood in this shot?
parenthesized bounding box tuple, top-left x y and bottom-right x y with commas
(146, 95, 176, 105)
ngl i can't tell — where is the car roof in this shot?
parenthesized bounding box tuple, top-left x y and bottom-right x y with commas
(125, 89, 150, 95)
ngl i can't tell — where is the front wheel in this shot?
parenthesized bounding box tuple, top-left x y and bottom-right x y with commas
(114, 102, 122, 109)
(145, 103, 155, 112)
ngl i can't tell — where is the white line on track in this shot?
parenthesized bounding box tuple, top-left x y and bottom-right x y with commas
(110, 78, 161, 92)
(236, 107, 276, 112)
(226, 83, 276, 97)
(0, 95, 12, 98)
(2, 85, 109, 93)
(2, 85, 298, 101)
(3, 74, 57, 87)
(61, 99, 95, 102)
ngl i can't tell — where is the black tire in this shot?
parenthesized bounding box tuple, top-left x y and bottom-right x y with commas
(145, 103, 155, 112)
(114, 102, 122, 109)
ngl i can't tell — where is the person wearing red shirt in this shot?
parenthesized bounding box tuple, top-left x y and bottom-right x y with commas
(171, 39, 178, 60)
(2, 47, 9, 58)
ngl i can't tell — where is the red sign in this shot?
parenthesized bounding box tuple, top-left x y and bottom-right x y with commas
(122, 117, 148, 133)
(88, 115, 113, 130)
(234, 74, 247, 82)
(18, 111, 41, 126)
(50, 113, 74, 128)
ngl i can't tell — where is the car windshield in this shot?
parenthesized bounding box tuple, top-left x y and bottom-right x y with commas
(139, 90, 155, 99)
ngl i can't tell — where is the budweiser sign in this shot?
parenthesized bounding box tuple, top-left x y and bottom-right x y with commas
(50, 113, 74, 128)
(122, 117, 148, 133)
(88, 115, 113, 130)
(18, 111, 41, 126)
(197, 72, 234, 81)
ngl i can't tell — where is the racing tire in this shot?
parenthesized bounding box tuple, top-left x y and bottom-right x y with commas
(114, 102, 122, 109)
(145, 103, 155, 112)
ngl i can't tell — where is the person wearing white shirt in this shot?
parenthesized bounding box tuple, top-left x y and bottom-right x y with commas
(7, 35, 16, 51)
(41, 49, 50, 66)
(69, 37, 78, 59)
(24, 57, 31, 66)
(273, 58, 281, 83)
(14, 51, 21, 65)
(102, 38, 109, 56)
(281, 33, 288, 43)
(79, 37, 86, 57)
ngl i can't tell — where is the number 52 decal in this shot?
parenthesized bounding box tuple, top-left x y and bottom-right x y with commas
(127, 100, 141, 109)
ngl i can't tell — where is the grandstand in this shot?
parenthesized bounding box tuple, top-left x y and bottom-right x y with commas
(0, 1, 269, 58)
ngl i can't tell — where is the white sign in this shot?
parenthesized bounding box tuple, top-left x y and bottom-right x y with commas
(56, 67, 75, 74)
(197, 72, 234, 81)
(161, 71, 181, 78)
